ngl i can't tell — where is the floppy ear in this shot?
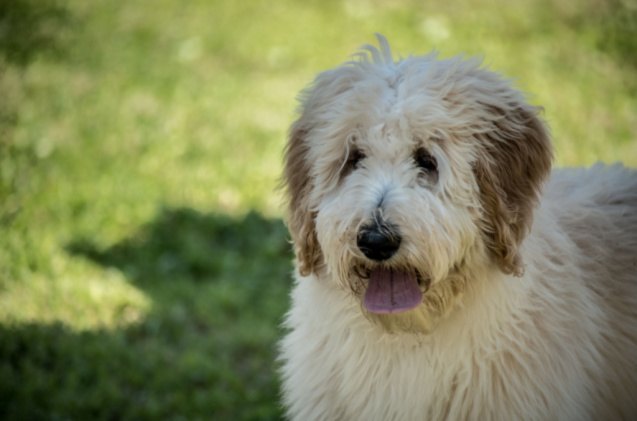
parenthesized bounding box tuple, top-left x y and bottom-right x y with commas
(283, 65, 363, 276)
(474, 102, 552, 275)
(283, 120, 322, 276)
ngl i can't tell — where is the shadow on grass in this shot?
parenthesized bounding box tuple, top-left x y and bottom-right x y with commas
(68, 207, 291, 286)
(0, 0, 72, 66)
(0, 0, 73, 224)
(0, 208, 293, 420)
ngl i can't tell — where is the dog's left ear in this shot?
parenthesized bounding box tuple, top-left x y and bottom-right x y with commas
(474, 100, 552, 276)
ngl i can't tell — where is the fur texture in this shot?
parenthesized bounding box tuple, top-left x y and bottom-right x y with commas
(279, 36, 637, 420)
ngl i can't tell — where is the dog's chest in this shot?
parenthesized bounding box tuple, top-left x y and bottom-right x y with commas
(334, 333, 459, 420)
(283, 280, 480, 420)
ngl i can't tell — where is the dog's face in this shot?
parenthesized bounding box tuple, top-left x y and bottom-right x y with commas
(284, 39, 552, 333)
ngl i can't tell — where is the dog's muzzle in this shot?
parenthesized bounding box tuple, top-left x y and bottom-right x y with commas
(354, 214, 424, 314)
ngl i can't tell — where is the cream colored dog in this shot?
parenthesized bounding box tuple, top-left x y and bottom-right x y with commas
(279, 36, 637, 420)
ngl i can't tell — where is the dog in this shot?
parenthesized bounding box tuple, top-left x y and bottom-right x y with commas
(279, 36, 637, 420)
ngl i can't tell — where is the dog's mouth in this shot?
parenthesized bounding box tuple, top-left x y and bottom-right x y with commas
(353, 265, 430, 314)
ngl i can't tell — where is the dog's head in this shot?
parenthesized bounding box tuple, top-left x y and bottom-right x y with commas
(283, 36, 551, 332)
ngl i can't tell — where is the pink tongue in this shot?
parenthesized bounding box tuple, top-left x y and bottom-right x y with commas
(364, 268, 422, 314)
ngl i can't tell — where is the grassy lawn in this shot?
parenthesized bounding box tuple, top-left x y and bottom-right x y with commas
(0, 0, 635, 419)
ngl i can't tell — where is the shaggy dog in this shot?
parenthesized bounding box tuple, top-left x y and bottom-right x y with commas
(279, 36, 637, 420)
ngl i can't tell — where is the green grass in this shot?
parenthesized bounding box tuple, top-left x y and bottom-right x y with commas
(0, 0, 635, 419)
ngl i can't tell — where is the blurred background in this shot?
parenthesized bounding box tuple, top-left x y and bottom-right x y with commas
(0, 0, 635, 419)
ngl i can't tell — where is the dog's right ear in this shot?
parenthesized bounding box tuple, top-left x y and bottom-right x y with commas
(284, 120, 322, 276)
(284, 64, 363, 275)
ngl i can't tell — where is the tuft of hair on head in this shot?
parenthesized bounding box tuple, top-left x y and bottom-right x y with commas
(352, 33, 395, 65)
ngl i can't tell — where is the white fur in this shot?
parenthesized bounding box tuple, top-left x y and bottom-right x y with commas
(280, 38, 637, 420)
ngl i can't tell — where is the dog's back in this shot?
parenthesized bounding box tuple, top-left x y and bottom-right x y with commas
(539, 164, 637, 417)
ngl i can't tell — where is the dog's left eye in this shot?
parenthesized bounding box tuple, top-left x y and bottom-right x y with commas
(346, 148, 365, 171)
(414, 148, 438, 174)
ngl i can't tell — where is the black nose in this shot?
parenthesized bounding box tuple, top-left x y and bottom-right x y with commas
(357, 223, 401, 261)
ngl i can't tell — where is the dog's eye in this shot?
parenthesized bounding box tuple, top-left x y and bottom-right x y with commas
(340, 147, 366, 180)
(414, 148, 438, 174)
(346, 148, 365, 171)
